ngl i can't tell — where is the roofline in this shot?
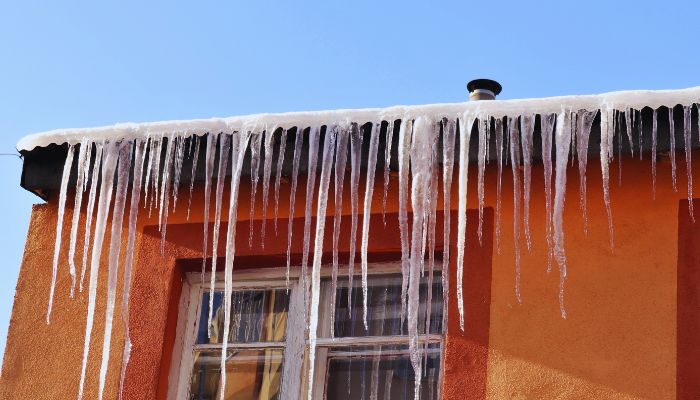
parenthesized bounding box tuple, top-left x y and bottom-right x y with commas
(17, 86, 700, 151)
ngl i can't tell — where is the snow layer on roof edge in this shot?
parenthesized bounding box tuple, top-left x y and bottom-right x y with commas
(17, 86, 700, 151)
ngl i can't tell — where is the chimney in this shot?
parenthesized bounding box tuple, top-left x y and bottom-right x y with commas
(467, 79, 502, 101)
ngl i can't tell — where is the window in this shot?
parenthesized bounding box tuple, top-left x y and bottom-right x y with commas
(170, 263, 443, 400)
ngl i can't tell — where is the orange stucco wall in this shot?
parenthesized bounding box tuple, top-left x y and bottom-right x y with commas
(2, 149, 699, 399)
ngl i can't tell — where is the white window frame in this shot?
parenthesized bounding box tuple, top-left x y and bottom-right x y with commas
(168, 262, 444, 400)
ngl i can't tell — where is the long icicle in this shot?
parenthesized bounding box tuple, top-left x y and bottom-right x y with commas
(47, 144, 75, 323)
(301, 127, 320, 319)
(576, 110, 596, 235)
(476, 116, 487, 245)
(652, 109, 658, 198)
(509, 117, 523, 304)
(219, 130, 252, 400)
(348, 123, 363, 317)
(158, 134, 176, 253)
(261, 127, 277, 245)
(67, 140, 90, 297)
(382, 121, 394, 225)
(171, 136, 186, 212)
(307, 128, 336, 400)
(78, 140, 119, 400)
(495, 118, 504, 252)
(554, 110, 572, 319)
(201, 133, 218, 283)
(249, 133, 263, 247)
(669, 107, 677, 191)
(98, 140, 132, 400)
(330, 125, 349, 337)
(600, 107, 615, 250)
(80, 143, 104, 292)
(521, 114, 535, 251)
(186, 135, 200, 221)
(118, 139, 146, 399)
(441, 119, 456, 328)
(684, 106, 694, 221)
(541, 114, 556, 272)
(408, 116, 434, 400)
(397, 118, 412, 326)
(456, 112, 474, 330)
(274, 129, 288, 234)
(285, 128, 304, 287)
(207, 134, 231, 337)
(360, 122, 381, 330)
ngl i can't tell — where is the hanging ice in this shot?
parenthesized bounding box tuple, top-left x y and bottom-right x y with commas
(80, 143, 103, 292)
(495, 118, 504, 252)
(521, 114, 535, 251)
(541, 114, 556, 272)
(382, 121, 394, 225)
(477, 117, 487, 245)
(683, 106, 694, 220)
(200, 134, 218, 282)
(307, 128, 335, 400)
(249, 133, 263, 247)
(509, 117, 523, 304)
(78, 140, 119, 400)
(397, 118, 412, 326)
(360, 122, 381, 330)
(669, 107, 677, 191)
(98, 140, 132, 400)
(260, 127, 277, 244)
(67, 140, 90, 297)
(441, 119, 456, 327)
(554, 110, 572, 319)
(348, 123, 363, 315)
(455, 112, 474, 330)
(274, 129, 288, 234)
(186, 135, 200, 221)
(576, 110, 596, 235)
(285, 128, 304, 287)
(47, 144, 75, 323)
(599, 107, 615, 250)
(331, 125, 349, 337)
(301, 127, 320, 319)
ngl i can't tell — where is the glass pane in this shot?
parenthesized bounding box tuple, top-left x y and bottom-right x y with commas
(328, 273, 443, 338)
(189, 349, 284, 400)
(324, 344, 441, 400)
(197, 289, 289, 344)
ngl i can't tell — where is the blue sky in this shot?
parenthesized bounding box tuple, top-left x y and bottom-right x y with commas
(1, 0, 699, 363)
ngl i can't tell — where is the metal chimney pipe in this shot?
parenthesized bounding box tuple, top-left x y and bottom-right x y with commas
(467, 79, 502, 101)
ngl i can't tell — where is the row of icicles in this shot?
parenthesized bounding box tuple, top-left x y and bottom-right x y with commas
(46, 104, 697, 400)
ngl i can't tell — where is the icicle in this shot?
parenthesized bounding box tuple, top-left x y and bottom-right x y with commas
(408, 116, 434, 400)
(47, 144, 75, 323)
(652, 109, 658, 198)
(369, 288, 388, 400)
(576, 110, 596, 235)
(638, 110, 644, 160)
(149, 137, 164, 216)
(207, 135, 231, 337)
(495, 118, 504, 252)
(306, 128, 336, 400)
(617, 111, 623, 187)
(509, 117, 523, 304)
(397, 118, 412, 326)
(118, 139, 146, 399)
(477, 116, 487, 245)
(554, 110, 572, 319)
(170, 136, 186, 212)
(143, 137, 156, 208)
(98, 141, 132, 400)
(684, 106, 694, 221)
(541, 114, 556, 272)
(219, 130, 252, 400)
(158, 135, 176, 253)
(285, 128, 304, 287)
(600, 107, 615, 250)
(274, 129, 288, 234)
(260, 126, 277, 244)
(360, 123, 381, 330)
(331, 125, 349, 337)
(424, 134, 438, 361)
(382, 121, 394, 225)
(625, 108, 635, 157)
(348, 123, 363, 316)
(200, 134, 218, 282)
(455, 112, 474, 330)
(301, 127, 320, 319)
(521, 114, 535, 251)
(80, 143, 103, 292)
(441, 119, 456, 328)
(186, 135, 200, 221)
(669, 107, 677, 191)
(67, 140, 90, 297)
(78, 141, 119, 400)
(249, 133, 263, 247)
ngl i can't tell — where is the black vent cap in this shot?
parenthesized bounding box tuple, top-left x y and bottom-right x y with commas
(467, 79, 502, 95)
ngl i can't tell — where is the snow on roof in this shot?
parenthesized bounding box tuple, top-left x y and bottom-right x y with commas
(17, 86, 700, 151)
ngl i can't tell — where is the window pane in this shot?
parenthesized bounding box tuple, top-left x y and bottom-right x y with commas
(189, 349, 285, 400)
(197, 289, 289, 344)
(329, 273, 443, 338)
(324, 344, 441, 400)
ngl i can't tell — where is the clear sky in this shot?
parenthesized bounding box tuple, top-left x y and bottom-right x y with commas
(1, 0, 699, 364)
